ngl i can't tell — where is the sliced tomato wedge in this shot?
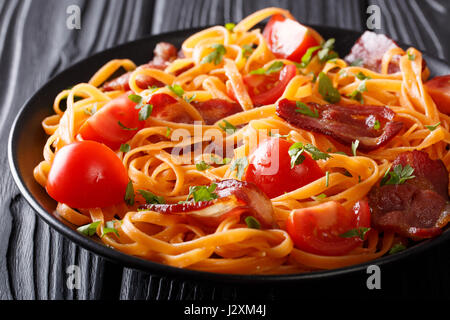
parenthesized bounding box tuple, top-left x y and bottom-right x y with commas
(46, 141, 129, 208)
(286, 200, 371, 256)
(79, 92, 144, 150)
(263, 14, 321, 62)
(148, 93, 193, 123)
(424, 75, 450, 115)
(245, 137, 324, 198)
(228, 64, 297, 107)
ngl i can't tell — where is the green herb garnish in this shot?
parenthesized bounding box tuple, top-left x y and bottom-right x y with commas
(186, 183, 218, 203)
(380, 164, 415, 186)
(230, 157, 248, 179)
(425, 122, 440, 131)
(250, 61, 284, 75)
(196, 160, 211, 171)
(201, 44, 227, 65)
(295, 101, 319, 118)
(340, 227, 371, 240)
(77, 221, 101, 236)
(167, 84, 184, 97)
(138, 190, 165, 204)
(389, 243, 407, 254)
(120, 143, 130, 153)
(218, 119, 237, 134)
(101, 220, 120, 238)
(245, 216, 261, 229)
(124, 181, 135, 205)
(318, 72, 341, 103)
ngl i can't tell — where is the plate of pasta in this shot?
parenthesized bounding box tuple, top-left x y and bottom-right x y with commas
(8, 7, 450, 281)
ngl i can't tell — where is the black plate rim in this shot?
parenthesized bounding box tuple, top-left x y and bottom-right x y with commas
(8, 25, 450, 284)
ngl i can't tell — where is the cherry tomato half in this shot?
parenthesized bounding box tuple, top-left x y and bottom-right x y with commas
(263, 14, 321, 62)
(228, 64, 297, 107)
(286, 200, 371, 256)
(425, 75, 450, 115)
(46, 140, 129, 208)
(245, 138, 324, 198)
(79, 92, 145, 150)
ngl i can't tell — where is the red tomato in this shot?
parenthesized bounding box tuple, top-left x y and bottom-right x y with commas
(425, 75, 450, 115)
(263, 14, 321, 62)
(79, 92, 145, 150)
(46, 141, 129, 209)
(148, 93, 193, 123)
(245, 138, 324, 198)
(228, 64, 297, 107)
(286, 200, 371, 256)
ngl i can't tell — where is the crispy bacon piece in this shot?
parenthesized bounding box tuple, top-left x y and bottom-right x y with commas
(138, 179, 275, 228)
(103, 42, 178, 92)
(276, 99, 403, 151)
(193, 99, 243, 125)
(368, 151, 450, 239)
(345, 31, 401, 73)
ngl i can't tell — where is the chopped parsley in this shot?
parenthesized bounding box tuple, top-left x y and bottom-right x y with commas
(425, 122, 440, 131)
(138, 190, 165, 204)
(347, 79, 368, 104)
(128, 94, 142, 104)
(295, 101, 319, 118)
(340, 227, 371, 240)
(184, 93, 196, 103)
(318, 72, 341, 103)
(373, 120, 381, 130)
(316, 193, 327, 199)
(210, 155, 231, 165)
(196, 160, 211, 171)
(250, 61, 284, 75)
(230, 157, 248, 179)
(101, 220, 120, 238)
(77, 221, 101, 236)
(166, 127, 171, 137)
(201, 44, 227, 65)
(186, 183, 218, 203)
(225, 22, 235, 32)
(245, 216, 261, 229)
(325, 171, 330, 187)
(297, 38, 337, 68)
(120, 143, 130, 153)
(356, 72, 372, 80)
(138, 104, 153, 121)
(288, 142, 331, 168)
(124, 181, 135, 205)
(118, 121, 138, 131)
(380, 164, 415, 186)
(167, 84, 184, 97)
(389, 243, 407, 254)
(242, 44, 254, 57)
(407, 51, 416, 61)
(218, 119, 237, 134)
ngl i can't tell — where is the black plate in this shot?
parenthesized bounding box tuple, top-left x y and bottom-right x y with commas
(8, 26, 450, 284)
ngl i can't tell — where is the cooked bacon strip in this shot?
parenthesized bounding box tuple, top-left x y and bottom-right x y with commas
(103, 42, 178, 92)
(369, 151, 450, 239)
(276, 99, 403, 151)
(193, 99, 243, 125)
(138, 179, 275, 228)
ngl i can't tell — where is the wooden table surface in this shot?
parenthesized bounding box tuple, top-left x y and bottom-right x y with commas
(1, 0, 449, 300)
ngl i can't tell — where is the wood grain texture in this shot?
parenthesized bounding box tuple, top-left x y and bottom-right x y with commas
(0, 0, 449, 300)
